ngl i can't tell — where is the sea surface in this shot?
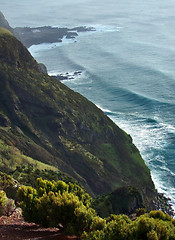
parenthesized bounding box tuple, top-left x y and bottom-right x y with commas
(2, 0, 175, 210)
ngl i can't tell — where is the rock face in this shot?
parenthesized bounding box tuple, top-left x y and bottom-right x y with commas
(0, 12, 13, 33)
(0, 29, 157, 207)
(93, 186, 145, 217)
(39, 63, 48, 74)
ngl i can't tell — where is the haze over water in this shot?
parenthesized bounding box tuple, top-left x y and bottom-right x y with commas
(2, 0, 175, 209)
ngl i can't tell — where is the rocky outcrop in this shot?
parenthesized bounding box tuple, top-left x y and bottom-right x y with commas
(39, 63, 48, 74)
(14, 26, 95, 48)
(93, 186, 144, 217)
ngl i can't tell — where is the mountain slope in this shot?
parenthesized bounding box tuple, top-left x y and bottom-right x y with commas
(0, 12, 19, 39)
(0, 28, 156, 204)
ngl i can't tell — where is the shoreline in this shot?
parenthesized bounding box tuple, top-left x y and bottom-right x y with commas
(14, 26, 95, 48)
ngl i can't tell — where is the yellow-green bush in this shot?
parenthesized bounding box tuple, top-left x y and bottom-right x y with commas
(0, 190, 16, 216)
(17, 178, 175, 239)
(18, 178, 94, 235)
(83, 212, 175, 240)
(0, 190, 6, 215)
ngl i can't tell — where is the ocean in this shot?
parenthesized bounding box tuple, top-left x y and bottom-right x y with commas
(1, 0, 175, 210)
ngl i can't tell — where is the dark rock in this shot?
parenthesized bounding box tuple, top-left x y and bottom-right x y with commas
(66, 32, 78, 39)
(70, 26, 96, 32)
(39, 63, 48, 74)
(74, 71, 82, 75)
(14, 26, 95, 48)
(93, 186, 144, 217)
(52, 75, 69, 81)
(0, 113, 10, 127)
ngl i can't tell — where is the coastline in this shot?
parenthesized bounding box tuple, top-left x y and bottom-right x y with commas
(14, 26, 95, 48)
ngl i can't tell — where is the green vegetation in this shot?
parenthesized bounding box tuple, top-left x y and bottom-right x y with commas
(0, 190, 6, 215)
(18, 178, 94, 235)
(0, 31, 157, 209)
(93, 186, 144, 217)
(0, 139, 57, 173)
(83, 211, 175, 240)
(17, 178, 175, 239)
(0, 27, 13, 36)
(0, 172, 16, 217)
(10, 164, 78, 188)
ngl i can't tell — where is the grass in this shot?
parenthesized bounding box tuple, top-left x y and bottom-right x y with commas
(0, 139, 57, 172)
(0, 27, 13, 36)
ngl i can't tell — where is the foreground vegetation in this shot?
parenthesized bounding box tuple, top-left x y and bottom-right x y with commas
(18, 179, 175, 239)
(0, 171, 175, 239)
(1, 172, 174, 240)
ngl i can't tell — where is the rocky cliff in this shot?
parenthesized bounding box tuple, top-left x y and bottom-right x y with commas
(0, 27, 157, 207)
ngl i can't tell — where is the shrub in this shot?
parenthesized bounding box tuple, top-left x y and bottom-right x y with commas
(18, 178, 95, 235)
(0, 171, 18, 200)
(147, 230, 159, 240)
(149, 210, 171, 221)
(17, 178, 175, 239)
(136, 208, 146, 217)
(3, 198, 16, 216)
(0, 190, 6, 216)
(128, 214, 175, 240)
(83, 212, 175, 240)
(0, 190, 16, 216)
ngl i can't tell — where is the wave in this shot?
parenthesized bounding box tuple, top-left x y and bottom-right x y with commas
(102, 84, 175, 112)
(104, 108, 175, 210)
(95, 104, 113, 113)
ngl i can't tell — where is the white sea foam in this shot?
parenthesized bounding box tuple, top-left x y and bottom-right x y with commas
(28, 37, 76, 57)
(48, 70, 63, 76)
(31, 29, 41, 33)
(96, 105, 113, 113)
(48, 70, 89, 85)
(28, 24, 121, 58)
(99, 109, 175, 211)
(91, 24, 121, 33)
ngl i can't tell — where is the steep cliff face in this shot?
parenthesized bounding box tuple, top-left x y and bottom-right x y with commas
(0, 12, 13, 32)
(0, 29, 156, 204)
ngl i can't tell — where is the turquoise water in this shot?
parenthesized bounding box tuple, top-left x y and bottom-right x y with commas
(2, 0, 175, 209)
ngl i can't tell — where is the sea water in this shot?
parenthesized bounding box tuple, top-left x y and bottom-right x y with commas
(1, 0, 175, 210)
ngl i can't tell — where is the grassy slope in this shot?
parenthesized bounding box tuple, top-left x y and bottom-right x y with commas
(0, 138, 57, 172)
(0, 30, 156, 205)
(0, 27, 13, 36)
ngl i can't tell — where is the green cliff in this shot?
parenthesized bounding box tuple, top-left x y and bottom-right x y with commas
(0, 28, 156, 206)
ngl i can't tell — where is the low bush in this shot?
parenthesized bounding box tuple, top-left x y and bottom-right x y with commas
(17, 178, 175, 239)
(18, 178, 94, 235)
(0, 190, 16, 216)
(83, 212, 175, 240)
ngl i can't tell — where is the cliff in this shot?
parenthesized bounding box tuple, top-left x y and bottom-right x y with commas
(0, 28, 156, 207)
